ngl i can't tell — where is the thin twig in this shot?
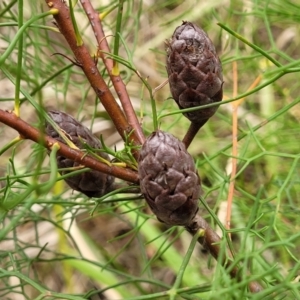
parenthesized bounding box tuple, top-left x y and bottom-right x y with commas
(43, 0, 141, 148)
(182, 120, 207, 149)
(0, 109, 139, 184)
(80, 0, 145, 144)
(186, 215, 263, 293)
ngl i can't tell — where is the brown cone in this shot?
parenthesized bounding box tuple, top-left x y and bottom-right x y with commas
(138, 130, 200, 226)
(166, 21, 223, 124)
(45, 110, 114, 197)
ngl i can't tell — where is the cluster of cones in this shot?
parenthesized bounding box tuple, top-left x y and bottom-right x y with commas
(46, 21, 223, 227)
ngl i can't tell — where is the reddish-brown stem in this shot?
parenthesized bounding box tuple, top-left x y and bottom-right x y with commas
(182, 120, 207, 149)
(80, 0, 145, 144)
(186, 215, 263, 294)
(44, 0, 141, 148)
(0, 109, 139, 184)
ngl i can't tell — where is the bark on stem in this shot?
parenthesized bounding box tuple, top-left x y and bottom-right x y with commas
(182, 120, 207, 149)
(0, 109, 139, 184)
(80, 0, 145, 144)
(186, 215, 263, 293)
(44, 0, 141, 148)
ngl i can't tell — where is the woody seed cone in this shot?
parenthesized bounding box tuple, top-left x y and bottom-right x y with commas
(166, 21, 223, 124)
(138, 130, 200, 226)
(45, 110, 114, 197)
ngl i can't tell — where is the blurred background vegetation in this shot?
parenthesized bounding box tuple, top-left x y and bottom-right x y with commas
(0, 0, 300, 299)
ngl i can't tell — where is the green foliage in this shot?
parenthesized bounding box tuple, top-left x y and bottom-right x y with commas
(0, 0, 300, 299)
